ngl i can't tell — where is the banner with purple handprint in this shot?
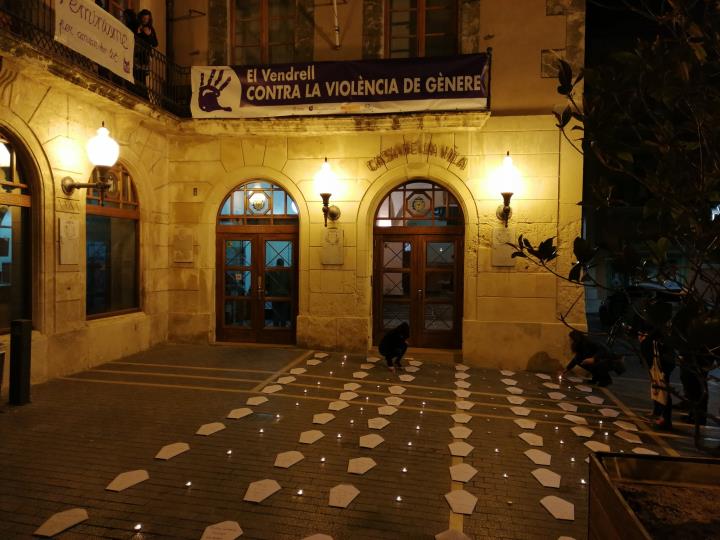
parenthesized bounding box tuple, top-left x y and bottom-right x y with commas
(190, 53, 490, 119)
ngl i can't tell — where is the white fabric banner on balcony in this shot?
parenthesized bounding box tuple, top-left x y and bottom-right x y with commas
(53, 0, 134, 82)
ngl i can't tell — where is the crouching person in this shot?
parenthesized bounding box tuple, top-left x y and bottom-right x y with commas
(379, 322, 410, 372)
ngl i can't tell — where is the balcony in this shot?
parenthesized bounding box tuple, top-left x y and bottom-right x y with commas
(0, 1, 191, 117)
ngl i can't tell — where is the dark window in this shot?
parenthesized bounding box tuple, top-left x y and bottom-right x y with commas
(375, 180, 462, 227)
(386, 0, 457, 58)
(86, 164, 140, 318)
(0, 134, 32, 333)
(233, 0, 296, 65)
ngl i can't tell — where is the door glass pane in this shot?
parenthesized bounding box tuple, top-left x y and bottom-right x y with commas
(225, 300, 251, 327)
(383, 302, 410, 329)
(0, 205, 30, 331)
(383, 241, 411, 269)
(426, 242, 454, 265)
(272, 190, 286, 214)
(383, 272, 410, 297)
(226, 240, 251, 267)
(266, 240, 292, 268)
(265, 270, 292, 296)
(424, 303, 454, 330)
(425, 272, 454, 298)
(225, 270, 251, 297)
(264, 300, 292, 328)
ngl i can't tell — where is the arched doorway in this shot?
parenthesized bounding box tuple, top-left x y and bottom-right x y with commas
(216, 181, 299, 343)
(373, 180, 464, 348)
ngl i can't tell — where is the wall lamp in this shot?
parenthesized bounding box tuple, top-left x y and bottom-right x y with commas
(316, 158, 341, 227)
(495, 151, 520, 228)
(61, 122, 120, 195)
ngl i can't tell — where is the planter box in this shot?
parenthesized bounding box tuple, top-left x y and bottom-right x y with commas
(589, 452, 720, 540)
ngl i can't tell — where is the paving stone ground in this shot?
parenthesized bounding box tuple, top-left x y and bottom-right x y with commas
(0, 343, 706, 539)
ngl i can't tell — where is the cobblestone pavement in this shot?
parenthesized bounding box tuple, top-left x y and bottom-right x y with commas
(0, 344, 678, 539)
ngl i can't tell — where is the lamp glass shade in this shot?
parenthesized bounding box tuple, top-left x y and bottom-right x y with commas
(498, 153, 520, 194)
(314, 159, 337, 196)
(0, 142, 10, 168)
(86, 126, 119, 168)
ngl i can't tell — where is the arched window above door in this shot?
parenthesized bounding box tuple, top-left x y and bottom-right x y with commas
(219, 181, 299, 226)
(375, 180, 462, 227)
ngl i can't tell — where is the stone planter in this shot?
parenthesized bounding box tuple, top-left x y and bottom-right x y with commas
(588, 452, 720, 540)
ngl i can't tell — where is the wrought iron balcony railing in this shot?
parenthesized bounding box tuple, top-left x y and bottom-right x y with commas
(0, 0, 191, 117)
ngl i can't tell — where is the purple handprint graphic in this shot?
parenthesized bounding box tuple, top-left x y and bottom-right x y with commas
(198, 69, 233, 113)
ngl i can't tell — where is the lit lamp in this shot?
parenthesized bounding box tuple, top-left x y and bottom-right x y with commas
(62, 122, 120, 195)
(495, 151, 520, 227)
(315, 157, 341, 227)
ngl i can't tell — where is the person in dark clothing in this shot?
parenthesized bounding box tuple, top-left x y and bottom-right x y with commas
(135, 9, 159, 48)
(562, 330, 625, 387)
(379, 322, 409, 371)
(133, 9, 158, 95)
(679, 356, 710, 426)
(638, 330, 675, 430)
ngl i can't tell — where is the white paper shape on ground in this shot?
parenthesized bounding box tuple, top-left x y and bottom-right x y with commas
(329, 484, 360, 508)
(274, 450, 304, 468)
(532, 468, 561, 488)
(511, 406, 531, 416)
(303, 535, 333, 540)
(378, 405, 398, 416)
(454, 389, 471, 398)
(449, 463, 478, 483)
(359, 434, 384, 448)
(571, 426, 594, 438)
(262, 384, 283, 394)
(566, 376, 583, 383)
(507, 396, 526, 405)
(200, 521, 243, 540)
(277, 376, 296, 385)
(353, 371, 368, 379)
(557, 402, 578, 412)
(227, 408, 253, 420)
(385, 396, 404, 406)
(536, 373, 552, 380)
(314, 352, 329, 359)
(34, 508, 89, 537)
(299, 430, 324, 444)
(344, 382, 361, 391)
(525, 449, 552, 466)
(540, 496, 575, 521)
(405, 366, 420, 373)
(360, 363, 374, 370)
(585, 441, 611, 453)
(548, 392, 566, 400)
(307, 359, 322, 366)
(450, 426, 472, 439)
(448, 441, 474, 457)
(196, 422, 226, 436)
(506, 386, 524, 395)
(313, 413, 335, 425)
(455, 380, 471, 389)
(155, 442, 190, 460)
(500, 370, 515, 376)
(519, 432, 544, 447)
(329, 401, 349, 411)
(456, 400, 475, 410)
(444, 490, 478, 515)
(599, 408, 620, 417)
(585, 395, 604, 405)
(455, 364, 469, 371)
(435, 529, 472, 540)
(616, 430, 642, 444)
(563, 414, 587, 425)
(368, 417, 390, 430)
(452, 413, 472, 424)
(367, 356, 380, 362)
(575, 385, 593, 393)
(389, 385, 407, 395)
(244, 479, 281, 503)
(543, 382, 561, 390)
(339, 391, 359, 401)
(347, 457, 376, 475)
(247, 396, 268, 406)
(455, 372, 470, 380)
(614, 420, 639, 432)
(501, 378, 518, 386)
(409, 360, 423, 367)
(632, 447, 659, 455)
(290, 368, 307, 375)
(399, 374, 415, 382)
(514, 419, 537, 430)
(106, 470, 149, 492)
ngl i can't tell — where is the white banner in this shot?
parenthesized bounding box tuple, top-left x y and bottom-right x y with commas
(54, 0, 134, 82)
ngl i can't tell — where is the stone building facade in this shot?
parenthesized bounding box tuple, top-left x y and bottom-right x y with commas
(0, 0, 586, 390)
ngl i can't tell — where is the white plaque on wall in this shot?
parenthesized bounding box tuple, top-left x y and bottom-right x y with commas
(321, 227, 344, 265)
(58, 215, 80, 265)
(491, 226, 516, 267)
(172, 228, 195, 263)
